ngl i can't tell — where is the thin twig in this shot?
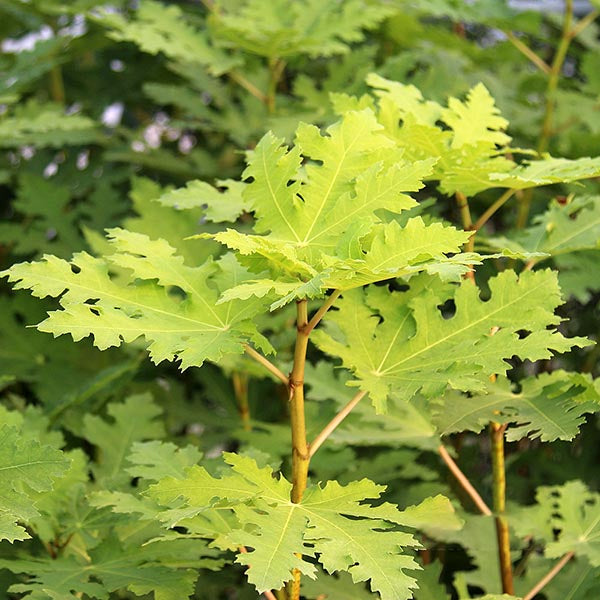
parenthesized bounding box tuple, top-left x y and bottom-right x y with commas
(438, 444, 492, 516)
(228, 70, 268, 104)
(568, 9, 599, 39)
(244, 344, 288, 385)
(505, 31, 551, 74)
(309, 390, 367, 458)
(306, 290, 341, 334)
(473, 189, 516, 232)
(522, 551, 575, 600)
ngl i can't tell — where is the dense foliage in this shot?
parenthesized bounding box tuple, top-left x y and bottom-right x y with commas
(1, 1, 600, 599)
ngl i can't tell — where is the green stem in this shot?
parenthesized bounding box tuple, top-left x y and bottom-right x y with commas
(289, 299, 310, 600)
(49, 65, 65, 104)
(491, 422, 514, 595)
(309, 390, 367, 458)
(473, 189, 516, 232)
(266, 57, 286, 114)
(456, 191, 476, 280)
(517, 0, 574, 229)
(228, 70, 267, 104)
(522, 551, 575, 600)
(243, 344, 289, 385)
(232, 372, 251, 431)
(505, 31, 551, 74)
(438, 444, 492, 516)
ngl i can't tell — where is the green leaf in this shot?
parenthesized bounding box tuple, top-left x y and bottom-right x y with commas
(96, 1, 239, 75)
(0, 536, 202, 600)
(0, 100, 98, 148)
(441, 82, 510, 149)
(157, 179, 247, 223)
(312, 270, 588, 412)
(2, 229, 271, 369)
(82, 394, 165, 487)
(431, 371, 600, 441)
(0, 426, 70, 542)
(149, 453, 439, 599)
(212, 0, 394, 59)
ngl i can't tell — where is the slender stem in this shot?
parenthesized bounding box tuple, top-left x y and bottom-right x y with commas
(289, 300, 311, 600)
(473, 189, 516, 232)
(232, 372, 251, 431)
(517, 0, 574, 230)
(538, 0, 573, 155)
(228, 70, 268, 104)
(490, 422, 514, 595)
(244, 344, 289, 385)
(309, 390, 367, 458)
(266, 57, 286, 114)
(456, 191, 473, 231)
(438, 444, 492, 516)
(306, 290, 341, 334)
(568, 9, 599, 39)
(522, 551, 575, 600)
(456, 191, 476, 279)
(49, 65, 65, 103)
(505, 31, 551, 74)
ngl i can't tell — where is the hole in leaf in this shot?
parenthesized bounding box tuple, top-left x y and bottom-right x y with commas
(437, 299, 456, 319)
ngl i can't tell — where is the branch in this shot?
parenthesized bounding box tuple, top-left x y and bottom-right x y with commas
(309, 390, 367, 458)
(438, 444, 492, 516)
(522, 551, 575, 600)
(305, 290, 341, 334)
(491, 422, 514, 595)
(243, 344, 288, 385)
(228, 70, 268, 104)
(505, 31, 551, 74)
(473, 189, 516, 232)
(568, 9, 599, 39)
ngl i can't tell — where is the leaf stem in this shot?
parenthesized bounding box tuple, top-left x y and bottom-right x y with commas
(473, 189, 516, 232)
(266, 57, 286, 114)
(437, 444, 492, 516)
(232, 372, 251, 431)
(228, 70, 268, 104)
(306, 290, 341, 334)
(49, 65, 65, 104)
(505, 31, 551, 74)
(568, 9, 599, 39)
(243, 344, 289, 385)
(456, 191, 476, 279)
(309, 390, 367, 458)
(490, 422, 514, 595)
(289, 299, 311, 600)
(517, 0, 574, 229)
(522, 551, 575, 600)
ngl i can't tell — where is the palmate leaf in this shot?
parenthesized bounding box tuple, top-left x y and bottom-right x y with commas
(431, 371, 600, 442)
(0, 100, 98, 148)
(487, 195, 600, 258)
(511, 481, 600, 567)
(149, 454, 460, 599)
(312, 270, 589, 412)
(364, 74, 600, 196)
(205, 108, 475, 307)
(212, 0, 394, 59)
(0, 426, 70, 543)
(96, 0, 240, 75)
(1, 229, 271, 369)
(82, 395, 165, 487)
(0, 536, 201, 600)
